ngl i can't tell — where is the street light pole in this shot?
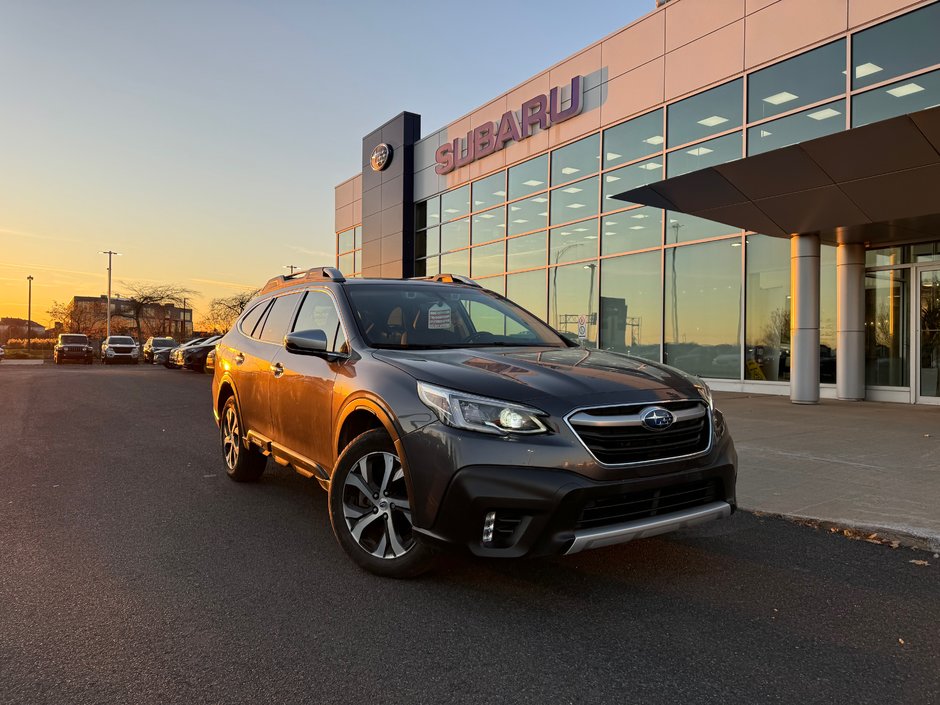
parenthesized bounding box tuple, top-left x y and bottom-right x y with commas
(182, 297, 188, 339)
(99, 250, 121, 338)
(26, 275, 33, 352)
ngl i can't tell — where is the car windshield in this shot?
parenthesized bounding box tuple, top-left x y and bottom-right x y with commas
(344, 282, 568, 350)
(110, 337, 135, 344)
(153, 338, 175, 347)
(60, 335, 87, 345)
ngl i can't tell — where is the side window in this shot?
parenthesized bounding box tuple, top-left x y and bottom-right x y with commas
(258, 293, 302, 344)
(293, 291, 348, 353)
(240, 300, 270, 338)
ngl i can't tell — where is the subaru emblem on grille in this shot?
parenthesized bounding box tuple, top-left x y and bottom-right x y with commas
(640, 406, 675, 431)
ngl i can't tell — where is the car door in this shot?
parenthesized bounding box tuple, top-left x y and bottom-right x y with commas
(234, 292, 302, 441)
(269, 289, 349, 470)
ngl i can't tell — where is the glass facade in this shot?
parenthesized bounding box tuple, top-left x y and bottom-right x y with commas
(745, 236, 790, 381)
(748, 40, 846, 122)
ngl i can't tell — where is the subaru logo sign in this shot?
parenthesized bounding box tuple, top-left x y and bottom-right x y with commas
(640, 406, 675, 431)
(370, 143, 393, 172)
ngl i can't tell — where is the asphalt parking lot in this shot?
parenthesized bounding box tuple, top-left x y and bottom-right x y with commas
(1, 364, 938, 705)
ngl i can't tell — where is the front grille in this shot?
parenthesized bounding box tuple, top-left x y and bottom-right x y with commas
(568, 401, 711, 465)
(575, 479, 721, 530)
(113, 346, 133, 354)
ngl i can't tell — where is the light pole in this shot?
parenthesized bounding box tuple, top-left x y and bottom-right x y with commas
(551, 243, 583, 330)
(283, 264, 301, 275)
(182, 297, 188, 339)
(584, 263, 597, 344)
(99, 250, 121, 338)
(26, 275, 33, 352)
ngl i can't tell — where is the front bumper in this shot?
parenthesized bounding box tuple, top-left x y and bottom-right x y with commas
(56, 348, 93, 360)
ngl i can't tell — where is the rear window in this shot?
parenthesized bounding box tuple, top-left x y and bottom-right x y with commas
(153, 338, 176, 347)
(258, 293, 302, 344)
(60, 335, 87, 345)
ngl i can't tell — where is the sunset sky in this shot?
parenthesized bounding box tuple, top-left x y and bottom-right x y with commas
(0, 0, 648, 327)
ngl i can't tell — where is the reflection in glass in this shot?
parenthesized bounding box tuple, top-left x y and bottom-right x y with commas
(550, 218, 598, 265)
(603, 109, 663, 168)
(550, 175, 599, 224)
(866, 246, 908, 267)
(912, 242, 940, 263)
(507, 232, 547, 271)
(416, 197, 439, 229)
(353, 250, 359, 274)
(472, 172, 506, 211)
(471, 206, 505, 244)
(748, 100, 846, 155)
(507, 269, 547, 321)
(865, 269, 909, 387)
(820, 245, 838, 383)
(551, 134, 600, 185)
(748, 40, 846, 121)
(338, 229, 355, 253)
(602, 208, 662, 255)
(600, 252, 661, 361)
(441, 185, 470, 220)
(354, 226, 362, 250)
(471, 241, 505, 278)
(550, 262, 599, 345)
(852, 2, 940, 89)
(415, 226, 440, 258)
(666, 211, 739, 244)
(424, 256, 440, 277)
(664, 240, 742, 379)
(507, 195, 549, 236)
(920, 268, 940, 397)
(667, 79, 743, 147)
(508, 154, 549, 200)
(745, 236, 790, 381)
(853, 68, 940, 127)
(440, 249, 468, 275)
(667, 132, 742, 177)
(338, 252, 354, 274)
(602, 157, 663, 211)
(478, 275, 505, 295)
(440, 219, 469, 253)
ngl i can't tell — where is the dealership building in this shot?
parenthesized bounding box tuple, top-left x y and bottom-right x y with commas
(335, 0, 940, 405)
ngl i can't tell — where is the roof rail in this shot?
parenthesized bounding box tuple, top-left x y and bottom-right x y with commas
(431, 273, 481, 287)
(260, 267, 346, 295)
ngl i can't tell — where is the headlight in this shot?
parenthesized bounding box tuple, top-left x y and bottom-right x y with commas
(106, 349, 114, 356)
(693, 379, 714, 410)
(417, 382, 548, 436)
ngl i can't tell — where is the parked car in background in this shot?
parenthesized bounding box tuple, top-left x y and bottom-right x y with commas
(205, 347, 216, 373)
(100, 336, 139, 365)
(165, 337, 207, 369)
(182, 335, 220, 373)
(54, 334, 94, 365)
(143, 336, 177, 363)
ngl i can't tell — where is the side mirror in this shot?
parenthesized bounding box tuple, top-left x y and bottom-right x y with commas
(285, 329, 328, 355)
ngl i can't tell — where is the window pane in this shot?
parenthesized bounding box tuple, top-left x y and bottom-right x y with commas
(748, 100, 845, 155)
(508, 154, 549, 200)
(338, 252, 354, 274)
(472, 172, 507, 211)
(440, 249, 468, 275)
(354, 226, 362, 250)
(667, 132, 742, 177)
(549, 262, 598, 344)
(748, 40, 846, 122)
(551, 133, 600, 185)
(294, 291, 346, 353)
(507, 269, 547, 321)
(599, 251, 661, 361)
(471, 241, 505, 278)
(507, 195, 549, 236)
(602, 207, 662, 255)
(852, 3, 940, 89)
(820, 244, 838, 383)
(507, 232, 547, 271)
(416, 197, 440, 230)
(478, 275, 505, 295)
(866, 246, 909, 267)
(353, 251, 359, 274)
(423, 256, 440, 277)
(667, 78, 743, 147)
(852, 68, 940, 127)
(259, 293, 302, 344)
(745, 235, 790, 381)
(664, 240, 741, 379)
(441, 185, 470, 220)
(471, 206, 505, 244)
(550, 218, 598, 265)
(440, 218, 469, 252)
(666, 211, 739, 244)
(338, 229, 355, 253)
(602, 156, 663, 211)
(550, 175, 599, 224)
(912, 242, 940, 263)
(865, 269, 910, 387)
(603, 109, 664, 168)
(416, 226, 440, 258)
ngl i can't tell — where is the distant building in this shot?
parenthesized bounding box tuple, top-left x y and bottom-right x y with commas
(69, 295, 192, 340)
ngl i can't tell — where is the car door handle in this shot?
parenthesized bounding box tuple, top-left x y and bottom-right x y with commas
(270, 362, 284, 378)
(234, 352, 245, 365)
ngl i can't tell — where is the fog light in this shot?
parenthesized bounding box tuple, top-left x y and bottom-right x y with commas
(482, 511, 496, 544)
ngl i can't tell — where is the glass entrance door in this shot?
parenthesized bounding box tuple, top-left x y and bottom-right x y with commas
(917, 266, 940, 403)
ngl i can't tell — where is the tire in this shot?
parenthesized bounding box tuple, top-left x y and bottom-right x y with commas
(220, 396, 266, 482)
(328, 429, 435, 578)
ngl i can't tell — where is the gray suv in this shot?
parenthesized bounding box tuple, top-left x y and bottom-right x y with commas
(211, 268, 737, 578)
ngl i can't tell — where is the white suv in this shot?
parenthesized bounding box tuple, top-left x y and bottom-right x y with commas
(100, 336, 140, 365)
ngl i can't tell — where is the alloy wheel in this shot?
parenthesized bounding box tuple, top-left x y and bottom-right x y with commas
(222, 405, 240, 470)
(342, 451, 414, 559)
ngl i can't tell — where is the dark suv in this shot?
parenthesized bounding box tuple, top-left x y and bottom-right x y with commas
(54, 334, 94, 364)
(211, 268, 736, 578)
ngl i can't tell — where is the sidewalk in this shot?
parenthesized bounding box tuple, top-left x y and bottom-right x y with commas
(717, 392, 940, 550)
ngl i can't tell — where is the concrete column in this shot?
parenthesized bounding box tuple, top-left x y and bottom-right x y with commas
(790, 234, 820, 404)
(837, 243, 866, 400)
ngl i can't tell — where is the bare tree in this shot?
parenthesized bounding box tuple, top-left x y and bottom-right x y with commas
(118, 282, 197, 342)
(199, 289, 260, 334)
(47, 299, 107, 336)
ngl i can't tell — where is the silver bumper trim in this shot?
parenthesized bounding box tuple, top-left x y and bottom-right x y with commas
(565, 500, 732, 555)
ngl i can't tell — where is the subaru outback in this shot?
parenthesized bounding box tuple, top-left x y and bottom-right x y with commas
(211, 267, 737, 578)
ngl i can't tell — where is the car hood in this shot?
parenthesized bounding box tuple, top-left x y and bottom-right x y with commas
(373, 346, 703, 407)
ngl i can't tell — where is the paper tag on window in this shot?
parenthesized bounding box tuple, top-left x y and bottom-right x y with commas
(428, 303, 452, 330)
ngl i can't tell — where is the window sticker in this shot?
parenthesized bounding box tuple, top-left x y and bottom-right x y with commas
(428, 303, 452, 330)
